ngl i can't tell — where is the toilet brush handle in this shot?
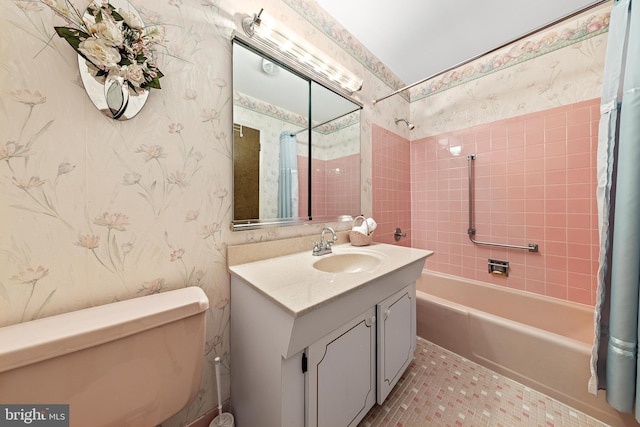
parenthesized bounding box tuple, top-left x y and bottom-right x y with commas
(215, 357, 223, 413)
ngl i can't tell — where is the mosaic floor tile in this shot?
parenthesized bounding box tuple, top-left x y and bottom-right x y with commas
(358, 337, 610, 427)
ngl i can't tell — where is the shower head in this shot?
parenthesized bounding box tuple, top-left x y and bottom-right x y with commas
(395, 118, 415, 130)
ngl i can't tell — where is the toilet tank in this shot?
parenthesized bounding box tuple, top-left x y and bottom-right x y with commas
(0, 287, 209, 427)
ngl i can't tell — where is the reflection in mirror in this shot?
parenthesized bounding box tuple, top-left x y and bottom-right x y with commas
(310, 82, 361, 220)
(232, 37, 361, 229)
(233, 40, 309, 222)
(233, 124, 260, 220)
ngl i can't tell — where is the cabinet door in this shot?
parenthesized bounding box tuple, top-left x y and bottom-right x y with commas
(377, 283, 416, 404)
(306, 307, 376, 427)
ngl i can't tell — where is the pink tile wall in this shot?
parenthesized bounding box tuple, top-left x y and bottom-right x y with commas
(310, 157, 326, 218)
(410, 99, 599, 305)
(298, 155, 309, 217)
(325, 154, 361, 217)
(311, 154, 360, 218)
(372, 125, 411, 246)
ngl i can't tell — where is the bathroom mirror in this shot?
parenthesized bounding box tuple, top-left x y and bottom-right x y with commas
(232, 38, 362, 229)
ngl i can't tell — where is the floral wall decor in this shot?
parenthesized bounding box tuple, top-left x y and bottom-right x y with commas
(41, 0, 164, 119)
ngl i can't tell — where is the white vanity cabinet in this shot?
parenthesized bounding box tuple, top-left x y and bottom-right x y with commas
(306, 283, 416, 426)
(306, 307, 377, 427)
(377, 284, 416, 403)
(228, 242, 432, 427)
(230, 277, 417, 427)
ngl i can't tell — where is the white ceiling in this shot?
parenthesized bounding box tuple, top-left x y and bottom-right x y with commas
(314, 0, 607, 84)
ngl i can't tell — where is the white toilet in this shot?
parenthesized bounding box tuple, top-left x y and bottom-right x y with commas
(0, 287, 209, 427)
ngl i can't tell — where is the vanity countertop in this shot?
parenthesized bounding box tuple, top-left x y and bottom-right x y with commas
(228, 242, 433, 318)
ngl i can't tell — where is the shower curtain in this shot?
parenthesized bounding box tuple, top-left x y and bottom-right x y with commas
(590, 0, 640, 420)
(277, 131, 299, 218)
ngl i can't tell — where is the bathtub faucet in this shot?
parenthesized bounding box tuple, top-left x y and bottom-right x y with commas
(313, 227, 338, 256)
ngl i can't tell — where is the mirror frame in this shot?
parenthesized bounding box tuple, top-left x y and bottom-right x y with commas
(231, 33, 363, 231)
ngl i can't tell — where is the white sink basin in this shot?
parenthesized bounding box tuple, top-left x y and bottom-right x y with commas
(228, 240, 433, 317)
(313, 252, 382, 274)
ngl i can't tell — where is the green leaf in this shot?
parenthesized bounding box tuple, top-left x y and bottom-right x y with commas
(54, 27, 85, 51)
(143, 70, 164, 90)
(111, 10, 124, 21)
(144, 77, 162, 90)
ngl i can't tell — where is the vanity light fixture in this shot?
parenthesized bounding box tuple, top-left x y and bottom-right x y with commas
(242, 8, 363, 94)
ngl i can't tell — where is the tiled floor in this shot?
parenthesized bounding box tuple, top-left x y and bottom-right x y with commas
(359, 337, 609, 427)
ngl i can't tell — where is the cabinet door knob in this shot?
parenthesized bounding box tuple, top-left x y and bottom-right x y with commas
(384, 308, 391, 320)
(370, 315, 376, 324)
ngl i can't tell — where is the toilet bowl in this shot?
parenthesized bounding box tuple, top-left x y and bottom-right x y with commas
(0, 287, 209, 427)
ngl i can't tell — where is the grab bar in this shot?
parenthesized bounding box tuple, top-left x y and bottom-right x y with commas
(467, 154, 538, 252)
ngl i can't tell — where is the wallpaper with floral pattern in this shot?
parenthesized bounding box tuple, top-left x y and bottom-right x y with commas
(0, 0, 608, 426)
(0, 1, 393, 425)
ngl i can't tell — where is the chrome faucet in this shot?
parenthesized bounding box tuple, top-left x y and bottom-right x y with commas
(313, 227, 338, 256)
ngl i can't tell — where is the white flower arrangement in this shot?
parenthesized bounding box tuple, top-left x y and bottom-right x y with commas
(42, 0, 164, 94)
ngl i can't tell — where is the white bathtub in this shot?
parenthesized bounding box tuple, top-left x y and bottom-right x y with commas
(416, 270, 638, 427)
